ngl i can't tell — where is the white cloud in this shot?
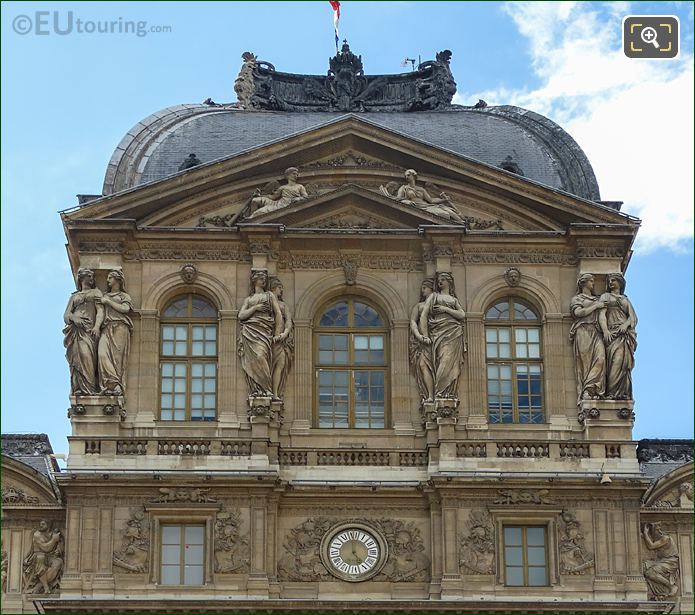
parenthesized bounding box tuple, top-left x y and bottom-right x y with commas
(454, 1, 694, 252)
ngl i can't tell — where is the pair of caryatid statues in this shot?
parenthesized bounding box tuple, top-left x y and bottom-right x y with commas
(63, 268, 133, 397)
(408, 273, 467, 405)
(237, 270, 294, 401)
(570, 272, 638, 405)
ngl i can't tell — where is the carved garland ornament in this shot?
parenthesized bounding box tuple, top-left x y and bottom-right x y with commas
(113, 508, 150, 573)
(492, 489, 558, 505)
(214, 509, 250, 574)
(558, 510, 594, 574)
(459, 510, 495, 574)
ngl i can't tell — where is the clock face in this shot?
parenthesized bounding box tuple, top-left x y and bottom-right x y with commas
(321, 525, 386, 582)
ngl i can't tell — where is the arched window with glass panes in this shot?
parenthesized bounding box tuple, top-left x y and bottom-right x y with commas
(315, 298, 388, 428)
(485, 297, 544, 424)
(159, 294, 218, 421)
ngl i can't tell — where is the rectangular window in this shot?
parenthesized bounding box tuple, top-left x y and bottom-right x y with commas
(318, 369, 349, 428)
(487, 364, 513, 424)
(503, 526, 548, 587)
(160, 362, 187, 421)
(160, 524, 205, 586)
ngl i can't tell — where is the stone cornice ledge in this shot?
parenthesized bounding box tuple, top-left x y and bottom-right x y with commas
(35, 599, 673, 614)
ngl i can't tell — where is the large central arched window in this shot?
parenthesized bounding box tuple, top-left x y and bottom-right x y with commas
(315, 298, 388, 429)
(159, 294, 217, 421)
(485, 297, 544, 424)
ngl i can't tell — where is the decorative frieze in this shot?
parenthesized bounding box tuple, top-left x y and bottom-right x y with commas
(453, 247, 578, 265)
(151, 488, 216, 504)
(123, 243, 250, 262)
(278, 253, 422, 271)
(493, 490, 558, 505)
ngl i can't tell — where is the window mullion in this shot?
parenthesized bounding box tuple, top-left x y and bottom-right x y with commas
(522, 528, 528, 586)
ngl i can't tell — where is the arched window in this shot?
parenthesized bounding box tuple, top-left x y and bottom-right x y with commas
(485, 297, 543, 424)
(159, 294, 217, 421)
(315, 298, 388, 428)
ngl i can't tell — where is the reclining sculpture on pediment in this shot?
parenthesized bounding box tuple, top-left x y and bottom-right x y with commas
(380, 170, 502, 229)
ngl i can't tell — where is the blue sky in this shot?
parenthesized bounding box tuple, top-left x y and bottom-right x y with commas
(2, 1, 693, 456)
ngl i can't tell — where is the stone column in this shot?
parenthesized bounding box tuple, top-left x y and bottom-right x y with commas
(134, 310, 158, 426)
(392, 319, 416, 434)
(290, 320, 312, 434)
(267, 495, 280, 597)
(465, 314, 487, 431)
(440, 498, 462, 598)
(545, 314, 571, 431)
(428, 492, 443, 599)
(218, 309, 240, 427)
(248, 496, 270, 596)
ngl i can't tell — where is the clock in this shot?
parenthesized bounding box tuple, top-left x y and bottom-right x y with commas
(320, 523, 387, 582)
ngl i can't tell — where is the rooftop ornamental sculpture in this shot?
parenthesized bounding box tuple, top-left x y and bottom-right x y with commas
(234, 42, 456, 112)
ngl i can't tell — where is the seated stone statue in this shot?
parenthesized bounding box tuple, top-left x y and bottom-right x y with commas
(248, 167, 308, 218)
(381, 169, 467, 224)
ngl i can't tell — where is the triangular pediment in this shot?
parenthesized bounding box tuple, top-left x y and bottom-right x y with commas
(63, 115, 637, 237)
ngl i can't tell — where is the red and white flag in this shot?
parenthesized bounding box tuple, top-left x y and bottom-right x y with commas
(329, 1, 341, 51)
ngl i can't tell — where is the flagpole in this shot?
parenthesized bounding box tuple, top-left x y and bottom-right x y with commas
(329, 1, 341, 53)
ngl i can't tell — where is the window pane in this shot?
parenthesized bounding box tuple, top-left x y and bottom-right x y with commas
(163, 297, 189, 318)
(354, 336, 369, 350)
(369, 336, 383, 350)
(505, 567, 523, 586)
(526, 527, 545, 546)
(162, 545, 180, 565)
(161, 565, 180, 585)
(527, 547, 546, 566)
(505, 547, 523, 566)
(528, 566, 547, 586)
(354, 302, 383, 327)
(504, 527, 522, 546)
(514, 301, 538, 320)
(184, 565, 204, 585)
(162, 342, 174, 355)
(185, 545, 204, 566)
(320, 302, 348, 326)
(162, 526, 181, 544)
(192, 341, 204, 356)
(191, 296, 216, 317)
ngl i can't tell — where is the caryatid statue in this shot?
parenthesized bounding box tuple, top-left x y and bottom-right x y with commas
(22, 520, 64, 594)
(97, 269, 133, 396)
(269, 276, 294, 400)
(599, 273, 638, 400)
(569, 273, 607, 404)
(237, 270, 284, 399)
(419, 272, 466, 400)
(63, 268, 103, 395)
(409, 278, 435, 403)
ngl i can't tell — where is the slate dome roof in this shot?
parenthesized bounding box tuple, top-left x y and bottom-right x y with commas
(103, 104, 600, 202)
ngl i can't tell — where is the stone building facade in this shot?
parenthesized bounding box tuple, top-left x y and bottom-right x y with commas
(1, 46, 693, 614)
